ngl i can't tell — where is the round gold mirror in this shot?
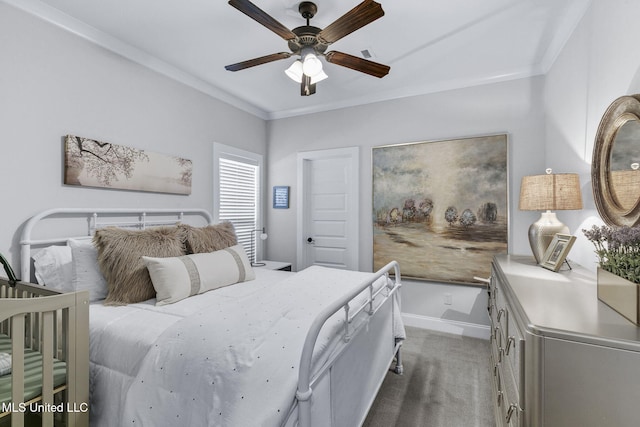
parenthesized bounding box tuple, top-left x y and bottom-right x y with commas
(592, 95, 640, 226)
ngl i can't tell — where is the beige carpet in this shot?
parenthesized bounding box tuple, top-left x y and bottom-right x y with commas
(363, 326, 495, 427)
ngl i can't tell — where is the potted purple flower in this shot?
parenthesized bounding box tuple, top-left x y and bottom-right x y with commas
(583, 224, 640, 324)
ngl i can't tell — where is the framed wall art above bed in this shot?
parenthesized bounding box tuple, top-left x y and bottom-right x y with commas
(372, 134, 509, 285)
(64, 135, 192, 195)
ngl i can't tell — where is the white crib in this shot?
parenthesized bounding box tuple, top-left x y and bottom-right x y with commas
(0, 278, 89, 427)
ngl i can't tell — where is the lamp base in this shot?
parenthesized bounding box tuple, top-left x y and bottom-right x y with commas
(528, 211, 569, 264)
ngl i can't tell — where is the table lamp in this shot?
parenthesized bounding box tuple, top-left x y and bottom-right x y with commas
(519, 169, 583, 263)
(250, 228, 268, 266)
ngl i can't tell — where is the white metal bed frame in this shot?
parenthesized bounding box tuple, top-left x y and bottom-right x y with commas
(19, 208, 403, 427)
(19, 208, 213, 281)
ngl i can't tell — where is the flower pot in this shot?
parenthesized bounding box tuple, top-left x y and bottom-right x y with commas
(597, 267, 640, 325)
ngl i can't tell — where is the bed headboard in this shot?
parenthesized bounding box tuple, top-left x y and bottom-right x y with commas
(19, 208, 213, 282)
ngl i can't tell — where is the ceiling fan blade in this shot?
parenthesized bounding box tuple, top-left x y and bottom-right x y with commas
(318, 0, 385, 44)
(324, 51, 390, 78)
(225, 52, 292, 71)
(228, 0, 297, 41)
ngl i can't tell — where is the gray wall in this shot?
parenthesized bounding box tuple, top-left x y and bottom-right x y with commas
(543, 0, 640, 271)
(267, 77, 547, 332)
(0, 3, 266, 269)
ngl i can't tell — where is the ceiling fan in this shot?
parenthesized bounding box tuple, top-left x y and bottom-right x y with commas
(225, 0, 390, 96)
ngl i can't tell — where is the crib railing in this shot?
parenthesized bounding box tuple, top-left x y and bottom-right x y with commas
(0, 279, 89, 427)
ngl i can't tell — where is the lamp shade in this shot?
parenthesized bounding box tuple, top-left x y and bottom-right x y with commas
(519, 173, 583, 211)
(519, 171, 583, 264)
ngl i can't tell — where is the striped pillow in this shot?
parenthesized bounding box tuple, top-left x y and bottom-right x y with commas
(142, 244, 255, 306)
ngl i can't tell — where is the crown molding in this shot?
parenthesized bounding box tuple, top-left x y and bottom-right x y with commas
(3, 0, 269, 119)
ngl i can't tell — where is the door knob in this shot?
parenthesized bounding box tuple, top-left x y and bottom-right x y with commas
(307, 237, 315, 244)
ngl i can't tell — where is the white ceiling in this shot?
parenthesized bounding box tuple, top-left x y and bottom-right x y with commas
(9, 0, 590, 120)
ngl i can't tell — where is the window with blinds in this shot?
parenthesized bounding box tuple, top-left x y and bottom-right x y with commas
(213, 143, 263, 263)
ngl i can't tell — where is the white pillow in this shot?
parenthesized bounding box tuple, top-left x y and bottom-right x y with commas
(143, 244, 255, 306)
(32, 245, 73, 292)
(68, 239, 108, 301)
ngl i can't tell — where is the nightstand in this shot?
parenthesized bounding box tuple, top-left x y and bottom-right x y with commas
(254, 261, 292, 271)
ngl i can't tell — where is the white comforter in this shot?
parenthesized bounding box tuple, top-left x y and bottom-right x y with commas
(89, 266, 403, 427)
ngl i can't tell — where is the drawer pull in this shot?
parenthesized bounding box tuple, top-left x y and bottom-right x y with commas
(505, 336, 516, 355)
(497, 308, 505, 321)
(506, 403, 519, 422)
(497, 390, 503, 407)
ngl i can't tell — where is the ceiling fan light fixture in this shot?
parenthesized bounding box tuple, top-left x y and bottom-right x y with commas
(285, 59, 328, 85)
(226, 0, 389, 95)
(302, 50, 323, 77)
(310, 69, 328, 84)
(285, 60, 304, 83)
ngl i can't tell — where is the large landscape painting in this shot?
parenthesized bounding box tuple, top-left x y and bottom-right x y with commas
(372, 134, 508, 285)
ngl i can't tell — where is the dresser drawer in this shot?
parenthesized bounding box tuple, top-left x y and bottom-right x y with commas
(503, 305, 524, 391)
(501, 356, 522, 426)
(490, 357, 504, 427)
(490, 325, 502, 368)
(490, 263, 523, 426)
(488, 275, 497, 315)
(489, 274, 507, 339)
(494, 288, 509, 343)
(492, 361, 505, 421)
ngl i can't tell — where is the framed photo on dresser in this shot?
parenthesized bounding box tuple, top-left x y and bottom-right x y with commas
(541, 233, 576, 272)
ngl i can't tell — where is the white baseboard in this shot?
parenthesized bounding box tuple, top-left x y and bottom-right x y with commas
(402, 313, 490, 340)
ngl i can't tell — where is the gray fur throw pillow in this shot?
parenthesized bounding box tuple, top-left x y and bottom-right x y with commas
(178, 222, 237, 254)
(93, 226, 185, 305)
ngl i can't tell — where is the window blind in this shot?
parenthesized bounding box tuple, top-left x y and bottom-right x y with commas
(218, 157, 259, 261)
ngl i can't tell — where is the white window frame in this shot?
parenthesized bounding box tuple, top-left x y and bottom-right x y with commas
(213, 142, 265, 263)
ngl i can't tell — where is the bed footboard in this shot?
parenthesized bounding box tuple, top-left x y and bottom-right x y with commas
(296, 261, 402, 427)
(0, 279, 89, 427)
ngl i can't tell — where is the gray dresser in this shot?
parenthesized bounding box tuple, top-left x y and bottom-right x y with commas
(488, 254, 640, 426)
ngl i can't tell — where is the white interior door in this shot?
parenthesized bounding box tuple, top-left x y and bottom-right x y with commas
(297, 147, 359, 271)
